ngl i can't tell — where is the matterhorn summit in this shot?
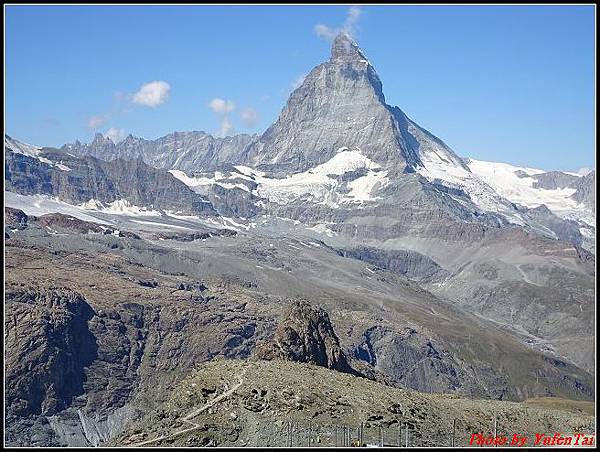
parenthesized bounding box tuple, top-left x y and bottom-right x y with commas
(246, 32, 467, 178)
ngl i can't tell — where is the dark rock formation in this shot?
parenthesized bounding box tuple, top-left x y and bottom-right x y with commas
(336, 246, 449, 281)
(154, 228, 237, 242)
(353, 326, 508, 398)
(254, 300, 358, 375)
(3, 208, 140, 239)
(5, 206, 29, 230)
(5, 288, 97, 417)
(36, 213, 141, 239)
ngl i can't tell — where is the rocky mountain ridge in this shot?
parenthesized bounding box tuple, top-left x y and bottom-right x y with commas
(5, 136, 217, 217)
(62, 131, 257, 173)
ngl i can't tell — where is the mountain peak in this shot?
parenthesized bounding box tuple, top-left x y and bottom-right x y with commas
(331, 32, 367, 63)
(92, 132, 114, 146)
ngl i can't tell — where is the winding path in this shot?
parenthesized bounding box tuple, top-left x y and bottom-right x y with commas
(131, 367, 247, 447)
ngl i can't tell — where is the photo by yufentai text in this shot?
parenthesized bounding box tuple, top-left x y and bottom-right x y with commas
(470, 432, 595, 447)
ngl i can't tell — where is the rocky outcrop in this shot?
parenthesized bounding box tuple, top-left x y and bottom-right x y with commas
(531, 171, 579, 190)
(571, 170, 595, 210)
(5, 288, 97, 417)
(254, 301, 357, 375)
(336, 246, 449, 281)
(5, 206, 29, 230)
(519, 204, 583, 246)
(154, 228, 237, 242)
(353, 326, 508, 398)
(37, 213, 141, 238)
(4, 208, 140, 239)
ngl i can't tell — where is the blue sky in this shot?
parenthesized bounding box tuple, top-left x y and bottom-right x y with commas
(5, 5, 595, 171)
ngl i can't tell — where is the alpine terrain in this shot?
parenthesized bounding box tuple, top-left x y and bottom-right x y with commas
(4, 32, 595, 447)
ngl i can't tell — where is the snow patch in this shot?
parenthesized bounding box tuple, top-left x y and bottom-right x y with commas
(253, 148, 389, 206)
(4, 192, 113, 225)
(6, 136, 71, 171)
(467, 159, 594, 227)
(169, 169, 251, 193)
(81, 199, 162, 217)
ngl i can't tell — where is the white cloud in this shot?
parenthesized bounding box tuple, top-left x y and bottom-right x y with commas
(343, 6, 362, 36)
(314, 24, 337, 41)
(314, 6, 362, 41)
(218, 116, 234, 137)
(132, 80, 171, 107)
(208, 98, 236, 114)
(105, 127, 126, 143)
(240, 107, 259, 128)
(208, 97, 237, 137)
(87, 114, 110, 129)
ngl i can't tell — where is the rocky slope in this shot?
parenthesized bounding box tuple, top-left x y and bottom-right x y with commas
(5, 208, 140, 239)
(4, 211, 594, 446)
(5, 288, 97, 418)
(571, 170, 596, 210)
(113, 359, 594, 447)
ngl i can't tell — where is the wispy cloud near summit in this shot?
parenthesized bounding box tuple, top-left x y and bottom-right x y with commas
(314, 6, 362, 41)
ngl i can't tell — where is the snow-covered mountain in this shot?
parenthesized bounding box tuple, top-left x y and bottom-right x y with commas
(5, 32, 595, 251)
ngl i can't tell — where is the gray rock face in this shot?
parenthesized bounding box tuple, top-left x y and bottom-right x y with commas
(518, 204, 583, 246)
(246, 33, 465, 176)
(63, 131, 256, 173)
(5, 288, 97, 417)
(571, 170, 595, 210)
(336, 246, 449, 282)
(531, 171, 580, 190)
(204, 184, 261, 219)
(353, 326, 509, 398)
(5, 146, 217, 216)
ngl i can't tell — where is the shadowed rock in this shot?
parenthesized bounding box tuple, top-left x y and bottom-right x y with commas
(570, 170, 595, 210)
(254, 300, 359, 376)
(5, 288, 98, 417)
